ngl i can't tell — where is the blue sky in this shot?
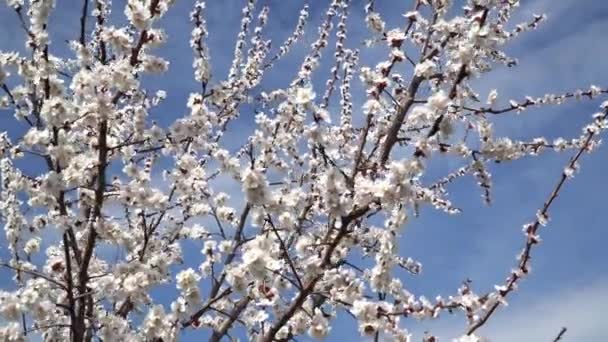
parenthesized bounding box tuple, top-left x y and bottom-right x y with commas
(1, 0, 608, 341)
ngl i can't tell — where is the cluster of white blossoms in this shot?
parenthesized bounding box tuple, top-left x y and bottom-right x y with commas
(0, 0, 606, 341)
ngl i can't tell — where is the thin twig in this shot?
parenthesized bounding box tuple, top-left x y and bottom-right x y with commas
(553, 327, 567, 342)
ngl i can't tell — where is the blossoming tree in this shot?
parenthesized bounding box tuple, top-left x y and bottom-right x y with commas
(0, 0, 606, 341)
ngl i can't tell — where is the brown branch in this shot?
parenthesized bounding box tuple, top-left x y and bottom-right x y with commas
(0, 84, 34, 126)
(384, 8, 489, 162)
(423, 65, 468, 140)
(261, 206, 370, 342)
(460, 88, 608, 116)
(379, 75, 424, 164)
(552, 327, 567, 342)
(62, 234, 78, 340)
(79, 0, 89, 46)
(209, 296, 251, 342)
(182, 287, 233, 328)
(351, 1, 422, 171)
(26, 324, 71, 334)
(466, 110, 607, 336)
(94, 0, 107, 63)
(266, 214, 304, 290)
(184, 204, 251, 329)
(0, 263, 66, 290)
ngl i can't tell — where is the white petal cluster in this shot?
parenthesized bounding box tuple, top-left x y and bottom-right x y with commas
(293, 85, 316, 105)
(241, 167, 270, 205)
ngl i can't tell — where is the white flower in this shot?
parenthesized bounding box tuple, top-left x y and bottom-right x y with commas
(142, 305, 175, 340)
(194, 57, 211, 83)
(24, 238, 40, 255)
(351, 299, 375, 320)
(0, 292, 22, 320)
(176, 268, 201, 291)
(564, 166, 575, 178)
(293, 85, 316, 105)
(23, 129, 51, 147)
(414, 60, 436, 78)
(125, 0, 151, 30)
(315, 108, 331, 123)
(142, 56, 169, 73)
(0, 323, 23, 342)
(536, 210, 549, 226)
(308, 309, 330, 339)
(5, 0, 24, 9)
(241, 235, 277, 279)
(366, 12, 385, 33)
(241, 168, 270, 205)
(428, 90, 450, 111)
(453, 335, 479, 342)
(363, 99, 382, 115)
(590, 85, 602, 97)
(216, 206, 236, 222)
(278, 212, 296, 229)
(123, 273, 146, 294)
(226, 265, 249, 292)
(386, 29, 406, 46)
(0, 66, 7, 84)
(20, 287, 40, 306)
(487, 89, 498, 106)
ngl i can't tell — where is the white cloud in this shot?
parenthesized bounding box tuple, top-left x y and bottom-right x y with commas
(479, 277, 608, 341)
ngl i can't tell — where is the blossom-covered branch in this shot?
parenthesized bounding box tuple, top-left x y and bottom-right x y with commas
(0, 0, 606, 341)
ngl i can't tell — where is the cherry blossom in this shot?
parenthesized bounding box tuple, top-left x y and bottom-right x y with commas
(0, 0, 606, 341)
